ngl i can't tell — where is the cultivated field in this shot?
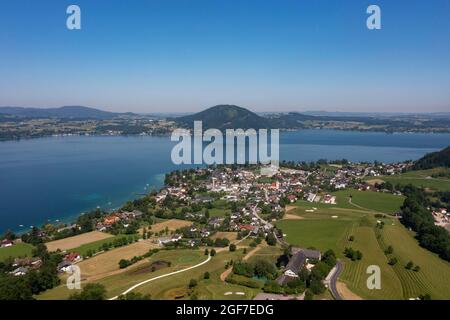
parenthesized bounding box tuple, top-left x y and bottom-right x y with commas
(147, 219, 192, 233)
(211, 231, 238, 242)
(45, 231, 113, 252)
(0, 242, 34, 261)
(76, 239, 159, 281)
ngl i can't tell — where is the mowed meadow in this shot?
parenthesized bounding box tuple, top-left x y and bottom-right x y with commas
(276, 189, 450, 300)
(367, 167, 450, 192)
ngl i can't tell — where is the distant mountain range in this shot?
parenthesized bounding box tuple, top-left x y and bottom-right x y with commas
(1, 105, 449, 134)
(0, 106, 133, 120)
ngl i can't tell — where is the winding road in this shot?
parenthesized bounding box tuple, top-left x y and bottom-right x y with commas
(329, 260, 344, 300)
(108, 254, 212, 300)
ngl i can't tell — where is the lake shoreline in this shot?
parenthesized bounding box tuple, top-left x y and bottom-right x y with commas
(1, 130, 449, 233)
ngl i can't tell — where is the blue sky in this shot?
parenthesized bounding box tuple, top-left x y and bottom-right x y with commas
(0, 0, 449, 113)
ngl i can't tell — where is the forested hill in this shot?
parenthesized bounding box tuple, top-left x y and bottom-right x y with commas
(413, 146, 450, 170)
(173, 105, 274, 130)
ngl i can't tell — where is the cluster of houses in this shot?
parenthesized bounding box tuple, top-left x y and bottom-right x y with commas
(10, 257, 43, 276)
(96, 209, 144, 231)
(1, 239, 14, 248)
(156, 186, 188, 203)
(57, 252, 82, 272)
(432, 208, 450, 230)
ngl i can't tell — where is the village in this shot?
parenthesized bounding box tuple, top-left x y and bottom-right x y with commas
(1, 159, 449, 300)
(1, 161, 410, 275)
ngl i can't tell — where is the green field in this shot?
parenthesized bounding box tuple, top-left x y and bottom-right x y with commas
(333, 189, 405, 214)
(0, 243, 35, 261)
(280, 197, 450, 300)
(276, 219, 353, 255)
(69, 234, 138, 257)
(209, 208, 231, 218)
(368, 168, 450, 191)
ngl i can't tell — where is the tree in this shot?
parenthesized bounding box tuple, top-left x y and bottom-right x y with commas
(413, 265, 421, 272)
(69, 283, 107, 300)
(119, 259, 130, 269)
(304, 289, 314, 300)
(210, 249, 216, 256)
(229, 244, 236, 252)
(2, 229, 16, 241)
(188, 279, 198, 288)
(118, 292, 151, 300)
(33, 243, 49, 260)
(253, 259, 277, 279)
(233, 261, 254, 277)
(266, 233, 277, 246)
(405, 261, 414, 270)
(348, 235, 355, 241)
(0, 275, 34, 300)
(385, 246, 394, 255)
(204, 248, 209, 256)
(419, 293, 431, 300)
(309, 279, 326, 295)
(388, 257, 398, 266)
(142, 227, 147, 240)
(204, 272, 210, 279)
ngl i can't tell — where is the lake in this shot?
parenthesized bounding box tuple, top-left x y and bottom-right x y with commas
(1, 129, 449, 233)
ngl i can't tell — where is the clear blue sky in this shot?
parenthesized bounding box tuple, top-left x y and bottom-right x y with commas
(0, 0, 449, 113)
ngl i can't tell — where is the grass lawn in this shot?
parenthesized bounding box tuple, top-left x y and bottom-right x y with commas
(275, 219, 353, 255)
(333, 189, 405, 214)
(209, 208, 231, 217)
(367, 168, 450, 192)
(0, 242, 34, 261)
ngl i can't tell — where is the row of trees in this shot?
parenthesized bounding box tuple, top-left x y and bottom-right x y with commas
(399, 185, 450, 261)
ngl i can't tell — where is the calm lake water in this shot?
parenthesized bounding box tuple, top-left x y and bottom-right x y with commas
(1, 129, 449, 233)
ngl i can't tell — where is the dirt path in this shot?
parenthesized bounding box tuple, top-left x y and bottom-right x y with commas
(220, 267, 233, 281)
(285, 205, 296, 212)
(283, 213, 304, 220)
(336, 281, 363, 300)
(219, 245, 263, 282)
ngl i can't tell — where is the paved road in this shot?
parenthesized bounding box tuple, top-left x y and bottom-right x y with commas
(329, 260, 344, 300)
(109, 254, 212, 300)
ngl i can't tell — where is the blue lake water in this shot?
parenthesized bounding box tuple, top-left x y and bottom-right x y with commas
(1, 129, 449, 233)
